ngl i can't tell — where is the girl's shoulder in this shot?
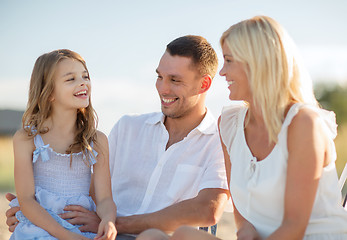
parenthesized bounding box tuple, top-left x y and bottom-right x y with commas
(13, 128, 36, 159)
(92, 130, 108, 153)
(13, 128, 33, 144)
(95, 130, 108, 144)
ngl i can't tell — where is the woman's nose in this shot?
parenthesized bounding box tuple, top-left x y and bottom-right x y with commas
(219, 66, 225, 76)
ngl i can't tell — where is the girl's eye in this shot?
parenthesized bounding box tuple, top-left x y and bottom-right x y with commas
(83, 75, 90, 80)
(67, 78, 74, 81)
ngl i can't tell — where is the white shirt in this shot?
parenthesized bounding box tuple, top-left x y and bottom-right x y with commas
(220, 102, 347, 239)
(108, 110, 228, 217)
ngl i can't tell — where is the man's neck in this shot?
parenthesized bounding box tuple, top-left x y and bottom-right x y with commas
(164, 107, 207, 149)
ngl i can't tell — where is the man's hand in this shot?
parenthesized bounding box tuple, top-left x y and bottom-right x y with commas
(60, 205, 101, 233)
(5, 193, 19, 232)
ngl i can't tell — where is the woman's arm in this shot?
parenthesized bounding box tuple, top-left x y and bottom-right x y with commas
(92, 131, 117, 239)
(13, 130, 86, 239)
(217, 117, 261, 240)
(267, 108, 327, 240)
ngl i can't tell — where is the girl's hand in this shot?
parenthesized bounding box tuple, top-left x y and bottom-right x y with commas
(94, 219, 117, 240)
(236, 223, 261, 240)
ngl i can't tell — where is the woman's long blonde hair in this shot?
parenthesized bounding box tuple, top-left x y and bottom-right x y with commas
(220, 15, 318, 143)
(23, 49, 98, 164)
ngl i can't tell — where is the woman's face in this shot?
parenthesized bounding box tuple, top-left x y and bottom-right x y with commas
(219, 42, 252, 103)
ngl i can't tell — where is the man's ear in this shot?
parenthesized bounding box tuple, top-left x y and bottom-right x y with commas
(199, 74, 212, 94)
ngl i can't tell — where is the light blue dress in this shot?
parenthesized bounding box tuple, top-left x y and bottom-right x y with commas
(10, 134, 98, 239)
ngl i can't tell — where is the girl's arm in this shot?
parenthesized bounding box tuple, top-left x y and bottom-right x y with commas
(217, 117, 261, 240)
(13, 129, 87, 240)
(267, 108, 327, 240)
(92, 131, 117, 240)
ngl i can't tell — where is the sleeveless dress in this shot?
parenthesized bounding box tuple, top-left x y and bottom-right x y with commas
(9, 133, 98, 239)
(220, 102, 347, 239)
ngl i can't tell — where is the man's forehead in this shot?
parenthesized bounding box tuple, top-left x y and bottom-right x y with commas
(157, 51, 197, 75)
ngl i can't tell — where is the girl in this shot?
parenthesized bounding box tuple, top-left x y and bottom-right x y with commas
(9, 49, 117, 240)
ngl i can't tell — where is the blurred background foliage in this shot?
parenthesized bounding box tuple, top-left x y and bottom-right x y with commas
(315, 82, 347, 126)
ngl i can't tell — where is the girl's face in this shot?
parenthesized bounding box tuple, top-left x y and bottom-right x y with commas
(51, 58, 91, 111)
(219, 42, 252, 103)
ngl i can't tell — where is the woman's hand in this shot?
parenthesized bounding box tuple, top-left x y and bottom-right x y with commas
(236, 222, 261, 240)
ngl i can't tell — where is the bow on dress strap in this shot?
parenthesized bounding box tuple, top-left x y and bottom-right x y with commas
(33, 144, 50, 163)
(83, 148, 98, 173)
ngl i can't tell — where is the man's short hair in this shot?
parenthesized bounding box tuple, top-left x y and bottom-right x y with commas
(166, 35, 218, 79)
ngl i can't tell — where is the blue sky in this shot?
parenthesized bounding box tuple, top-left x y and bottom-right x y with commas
(1, 0, 347, 134)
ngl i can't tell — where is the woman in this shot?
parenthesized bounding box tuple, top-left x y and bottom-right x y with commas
(217, 15, 347, 240)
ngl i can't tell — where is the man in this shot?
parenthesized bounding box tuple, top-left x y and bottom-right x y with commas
(6, 35, 229, 239)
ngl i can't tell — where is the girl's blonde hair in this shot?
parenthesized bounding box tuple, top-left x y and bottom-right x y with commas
(220, 15, 318, 143)
(23, 49, 98, 164)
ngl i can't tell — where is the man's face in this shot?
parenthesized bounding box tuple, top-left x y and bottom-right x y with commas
(156, 51, 203, 119)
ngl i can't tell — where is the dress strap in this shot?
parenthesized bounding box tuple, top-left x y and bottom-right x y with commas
(281, 103, 303, 130)
(33, 134, 50, 163)
(84, 141, 98, 173)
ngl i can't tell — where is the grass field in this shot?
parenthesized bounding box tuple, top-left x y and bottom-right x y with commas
(0, 137, 14, 192)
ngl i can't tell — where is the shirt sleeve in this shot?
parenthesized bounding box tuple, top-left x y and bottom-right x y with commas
(108, 120, 120, 176)
(198, 137, 229, 191)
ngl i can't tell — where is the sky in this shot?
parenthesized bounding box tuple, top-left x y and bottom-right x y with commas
(1, 0, 347, 134)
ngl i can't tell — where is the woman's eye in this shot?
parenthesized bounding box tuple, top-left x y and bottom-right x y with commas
(83, 75, 90, 80)
(67, 78, 74, 81)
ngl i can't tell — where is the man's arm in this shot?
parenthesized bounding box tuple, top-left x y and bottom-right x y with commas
(116, 188, 229, 234)
(60, 188, 228, 234)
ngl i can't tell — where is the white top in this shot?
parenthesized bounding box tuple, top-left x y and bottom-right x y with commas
(220, 102, 347, 238)
(108, 110, 228, 217)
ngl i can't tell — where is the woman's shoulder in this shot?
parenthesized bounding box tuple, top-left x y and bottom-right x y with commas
(289, 105, 337, 139)
(220, 101, 247, 128)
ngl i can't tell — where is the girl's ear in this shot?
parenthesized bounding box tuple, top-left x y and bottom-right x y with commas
(199, 74, 212, 94)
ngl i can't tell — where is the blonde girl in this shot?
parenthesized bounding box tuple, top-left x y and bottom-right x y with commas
(9, 49, 117, 240)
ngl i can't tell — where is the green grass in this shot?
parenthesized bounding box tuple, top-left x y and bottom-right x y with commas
(0, 136, 14, 191)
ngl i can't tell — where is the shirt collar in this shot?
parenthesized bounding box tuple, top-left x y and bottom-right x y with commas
(145, 108, 217, 135)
